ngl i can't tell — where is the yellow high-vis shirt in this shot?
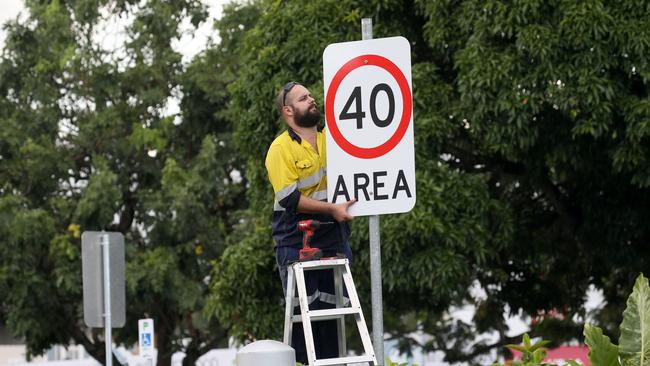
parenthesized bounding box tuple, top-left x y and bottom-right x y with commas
(265, 128, 349, 248)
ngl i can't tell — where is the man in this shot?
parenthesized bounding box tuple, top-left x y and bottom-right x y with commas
(265, 81, 356, 363)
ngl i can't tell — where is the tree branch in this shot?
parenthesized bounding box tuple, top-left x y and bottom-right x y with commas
(439, 332, 523, 363)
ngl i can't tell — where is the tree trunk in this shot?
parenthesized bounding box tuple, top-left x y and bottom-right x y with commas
(156, 321, 173, 366)
(90, 342, 124, 366)
(181, 340, 201, 366)
(72, 328, 122, 366)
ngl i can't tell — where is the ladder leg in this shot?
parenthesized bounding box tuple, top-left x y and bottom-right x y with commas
(294, 264, 318, 366)
(283, 265, 295, 345)
(333, 266, 346, 358)
(341, 262, 377, 365)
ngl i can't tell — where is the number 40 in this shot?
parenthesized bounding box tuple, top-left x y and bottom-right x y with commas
(339, 83, 395, 129)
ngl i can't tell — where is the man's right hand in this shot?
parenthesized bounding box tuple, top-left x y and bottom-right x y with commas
(330, 199, 356, 222)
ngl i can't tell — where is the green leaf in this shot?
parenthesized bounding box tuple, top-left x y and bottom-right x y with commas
(508, 344, 528, 352)
(524, 333, 532, 348)
(532, 348, 548, 363)
(530, 340, 551, 352)
(619, 274, 650, 366)
(584, 323, 621, 366)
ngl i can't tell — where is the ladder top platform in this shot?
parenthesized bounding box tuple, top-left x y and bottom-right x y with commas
(292, 258, 349, 269)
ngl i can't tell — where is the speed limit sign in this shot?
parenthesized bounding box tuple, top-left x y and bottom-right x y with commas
(323, 36, 416, 216)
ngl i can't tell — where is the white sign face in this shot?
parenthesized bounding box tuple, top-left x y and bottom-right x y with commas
(138, 318, 154, 359)
(323, 36, 416, 216)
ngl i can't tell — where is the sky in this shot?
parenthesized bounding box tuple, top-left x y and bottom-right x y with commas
(0, 0, 230, 124)
(0, 0, 24, 47)
(0, 0, 230, 58)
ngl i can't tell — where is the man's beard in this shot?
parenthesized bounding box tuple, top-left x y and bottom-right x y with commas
(295, 106, 321, 127)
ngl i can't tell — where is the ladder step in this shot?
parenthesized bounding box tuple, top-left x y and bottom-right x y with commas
(314, 355, 375, 366)
(310, 307, 360, 319)
(298, 259, 348, 270)
(292, 307, 360, 322)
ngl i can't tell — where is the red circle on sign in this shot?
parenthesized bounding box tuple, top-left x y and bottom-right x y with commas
(325, 54, 412, 159)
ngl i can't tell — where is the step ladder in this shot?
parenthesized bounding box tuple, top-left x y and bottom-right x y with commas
(283, 258, 377, 366)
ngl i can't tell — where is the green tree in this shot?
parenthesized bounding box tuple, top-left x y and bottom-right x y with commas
(0, 1, 249, 365)
(207, 0, 650, 363)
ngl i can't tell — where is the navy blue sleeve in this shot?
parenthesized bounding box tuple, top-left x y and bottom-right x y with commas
(279, 189, 301, 213)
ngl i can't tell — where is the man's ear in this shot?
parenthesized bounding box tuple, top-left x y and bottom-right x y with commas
(283, 105, 294, 117)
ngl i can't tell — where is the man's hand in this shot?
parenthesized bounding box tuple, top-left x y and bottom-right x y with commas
(330, 199, 356, 222)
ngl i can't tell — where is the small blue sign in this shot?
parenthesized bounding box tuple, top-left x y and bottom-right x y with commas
(141, 333, 152, 347)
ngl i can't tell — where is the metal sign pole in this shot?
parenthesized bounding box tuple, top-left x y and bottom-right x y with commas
(361, 17, 384, 366)
(369, 216, 383, 365)
(101, 232, 112, 366)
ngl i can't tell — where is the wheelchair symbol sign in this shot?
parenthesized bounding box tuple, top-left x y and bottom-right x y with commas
(141, 333, 152, 347)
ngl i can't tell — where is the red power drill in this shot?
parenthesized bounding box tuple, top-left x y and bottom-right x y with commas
(297, 220, 333, 261)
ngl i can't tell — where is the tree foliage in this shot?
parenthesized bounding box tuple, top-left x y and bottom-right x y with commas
(0, 0, 249, 365)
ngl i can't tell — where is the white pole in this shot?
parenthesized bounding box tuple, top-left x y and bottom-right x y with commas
(361, 17, 384, 366)
(101, 232, 112, 366)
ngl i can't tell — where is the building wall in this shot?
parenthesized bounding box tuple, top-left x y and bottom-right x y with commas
(0, 325, 22, 346)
